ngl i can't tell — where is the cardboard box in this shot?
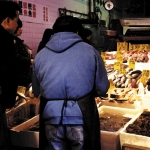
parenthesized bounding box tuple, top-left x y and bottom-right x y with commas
(98, 106, 141, 150)
(10, 115, 39, 148)
(120, 112, 150, 149)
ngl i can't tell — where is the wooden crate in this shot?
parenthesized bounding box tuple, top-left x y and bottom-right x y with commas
(122, 144, 150, 150)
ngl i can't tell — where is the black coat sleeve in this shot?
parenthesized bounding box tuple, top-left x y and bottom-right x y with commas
(0, 28, 18, 112)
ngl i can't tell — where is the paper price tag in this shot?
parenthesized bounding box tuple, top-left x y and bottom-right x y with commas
(140, 76, 147, 86)
(122, 42, 128, 51)
(119, 68, 126, 75)
(116, 51, 122, 56)
(128, 60, 135, 69)
(134, 44, 140, 50)
(129, 43, 134, 51)
(116, 55, 123, 63)
(146, 44, 150, 50)
(117, 42, 128, 51)
(114, 62, 121, 70)
(117, 42, 122, 51)
(140, 44, 146, 50)
(142, 70, 150, 78)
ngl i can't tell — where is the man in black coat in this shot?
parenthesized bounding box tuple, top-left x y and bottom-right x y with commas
(14, 19, 33, 88)
(0, 1, 20, 150)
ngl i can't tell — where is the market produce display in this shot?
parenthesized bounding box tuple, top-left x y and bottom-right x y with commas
(106, 63, 128, 76)
(110, 88, 137, 98)
(104, 48, 150, 108)
(108, 68, 142, 88)
(100, 112, 131, 132)
(123, 50, 149, 63)
(126, 111, 150, 136)
(104, 50, 150, 63)
(105, 52, 116, 60)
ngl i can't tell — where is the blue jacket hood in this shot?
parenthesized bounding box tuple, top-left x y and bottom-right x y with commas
(45, 32, 83, 53)
(33, 31, 109, 99)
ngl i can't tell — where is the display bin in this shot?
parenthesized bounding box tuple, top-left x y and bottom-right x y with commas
(98, 106, 141, 150)
(10, 115, 39, 148)
(6, 99, 37, 128)
(122, 144, 150, 150)
(120, 112, 150, 149)
(9, 105, 141, 149)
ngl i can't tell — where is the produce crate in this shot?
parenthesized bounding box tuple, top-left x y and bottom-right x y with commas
(98, 106, 141, 150)
(122, 144, 150, 150)
(120, 112, 150, 149)
(6, 99, 37, 128)
(10, 115, 39, 148)
(9, 105, 141, 149)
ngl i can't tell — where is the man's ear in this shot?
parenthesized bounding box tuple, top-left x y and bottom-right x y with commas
(6, 17, 10, 24)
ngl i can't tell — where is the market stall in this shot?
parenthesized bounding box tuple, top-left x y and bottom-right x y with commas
(97, 19, 150, 150)
(98, 29, 150, 149)
(6, 18, 150, 149)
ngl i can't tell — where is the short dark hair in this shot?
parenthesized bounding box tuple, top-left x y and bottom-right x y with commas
(0, 1, 21, 23)
(84, 28, 92, 37)
(42, 28, 53, 42)
(14, 18, 22, 34)
(53, 16, 84, 34)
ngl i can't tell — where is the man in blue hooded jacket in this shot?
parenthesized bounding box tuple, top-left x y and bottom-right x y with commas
(32, 16, 109, 150)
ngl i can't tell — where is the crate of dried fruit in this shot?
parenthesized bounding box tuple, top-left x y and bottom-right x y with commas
(120, 110, 150, 149)
(98, 106, 141, 150)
